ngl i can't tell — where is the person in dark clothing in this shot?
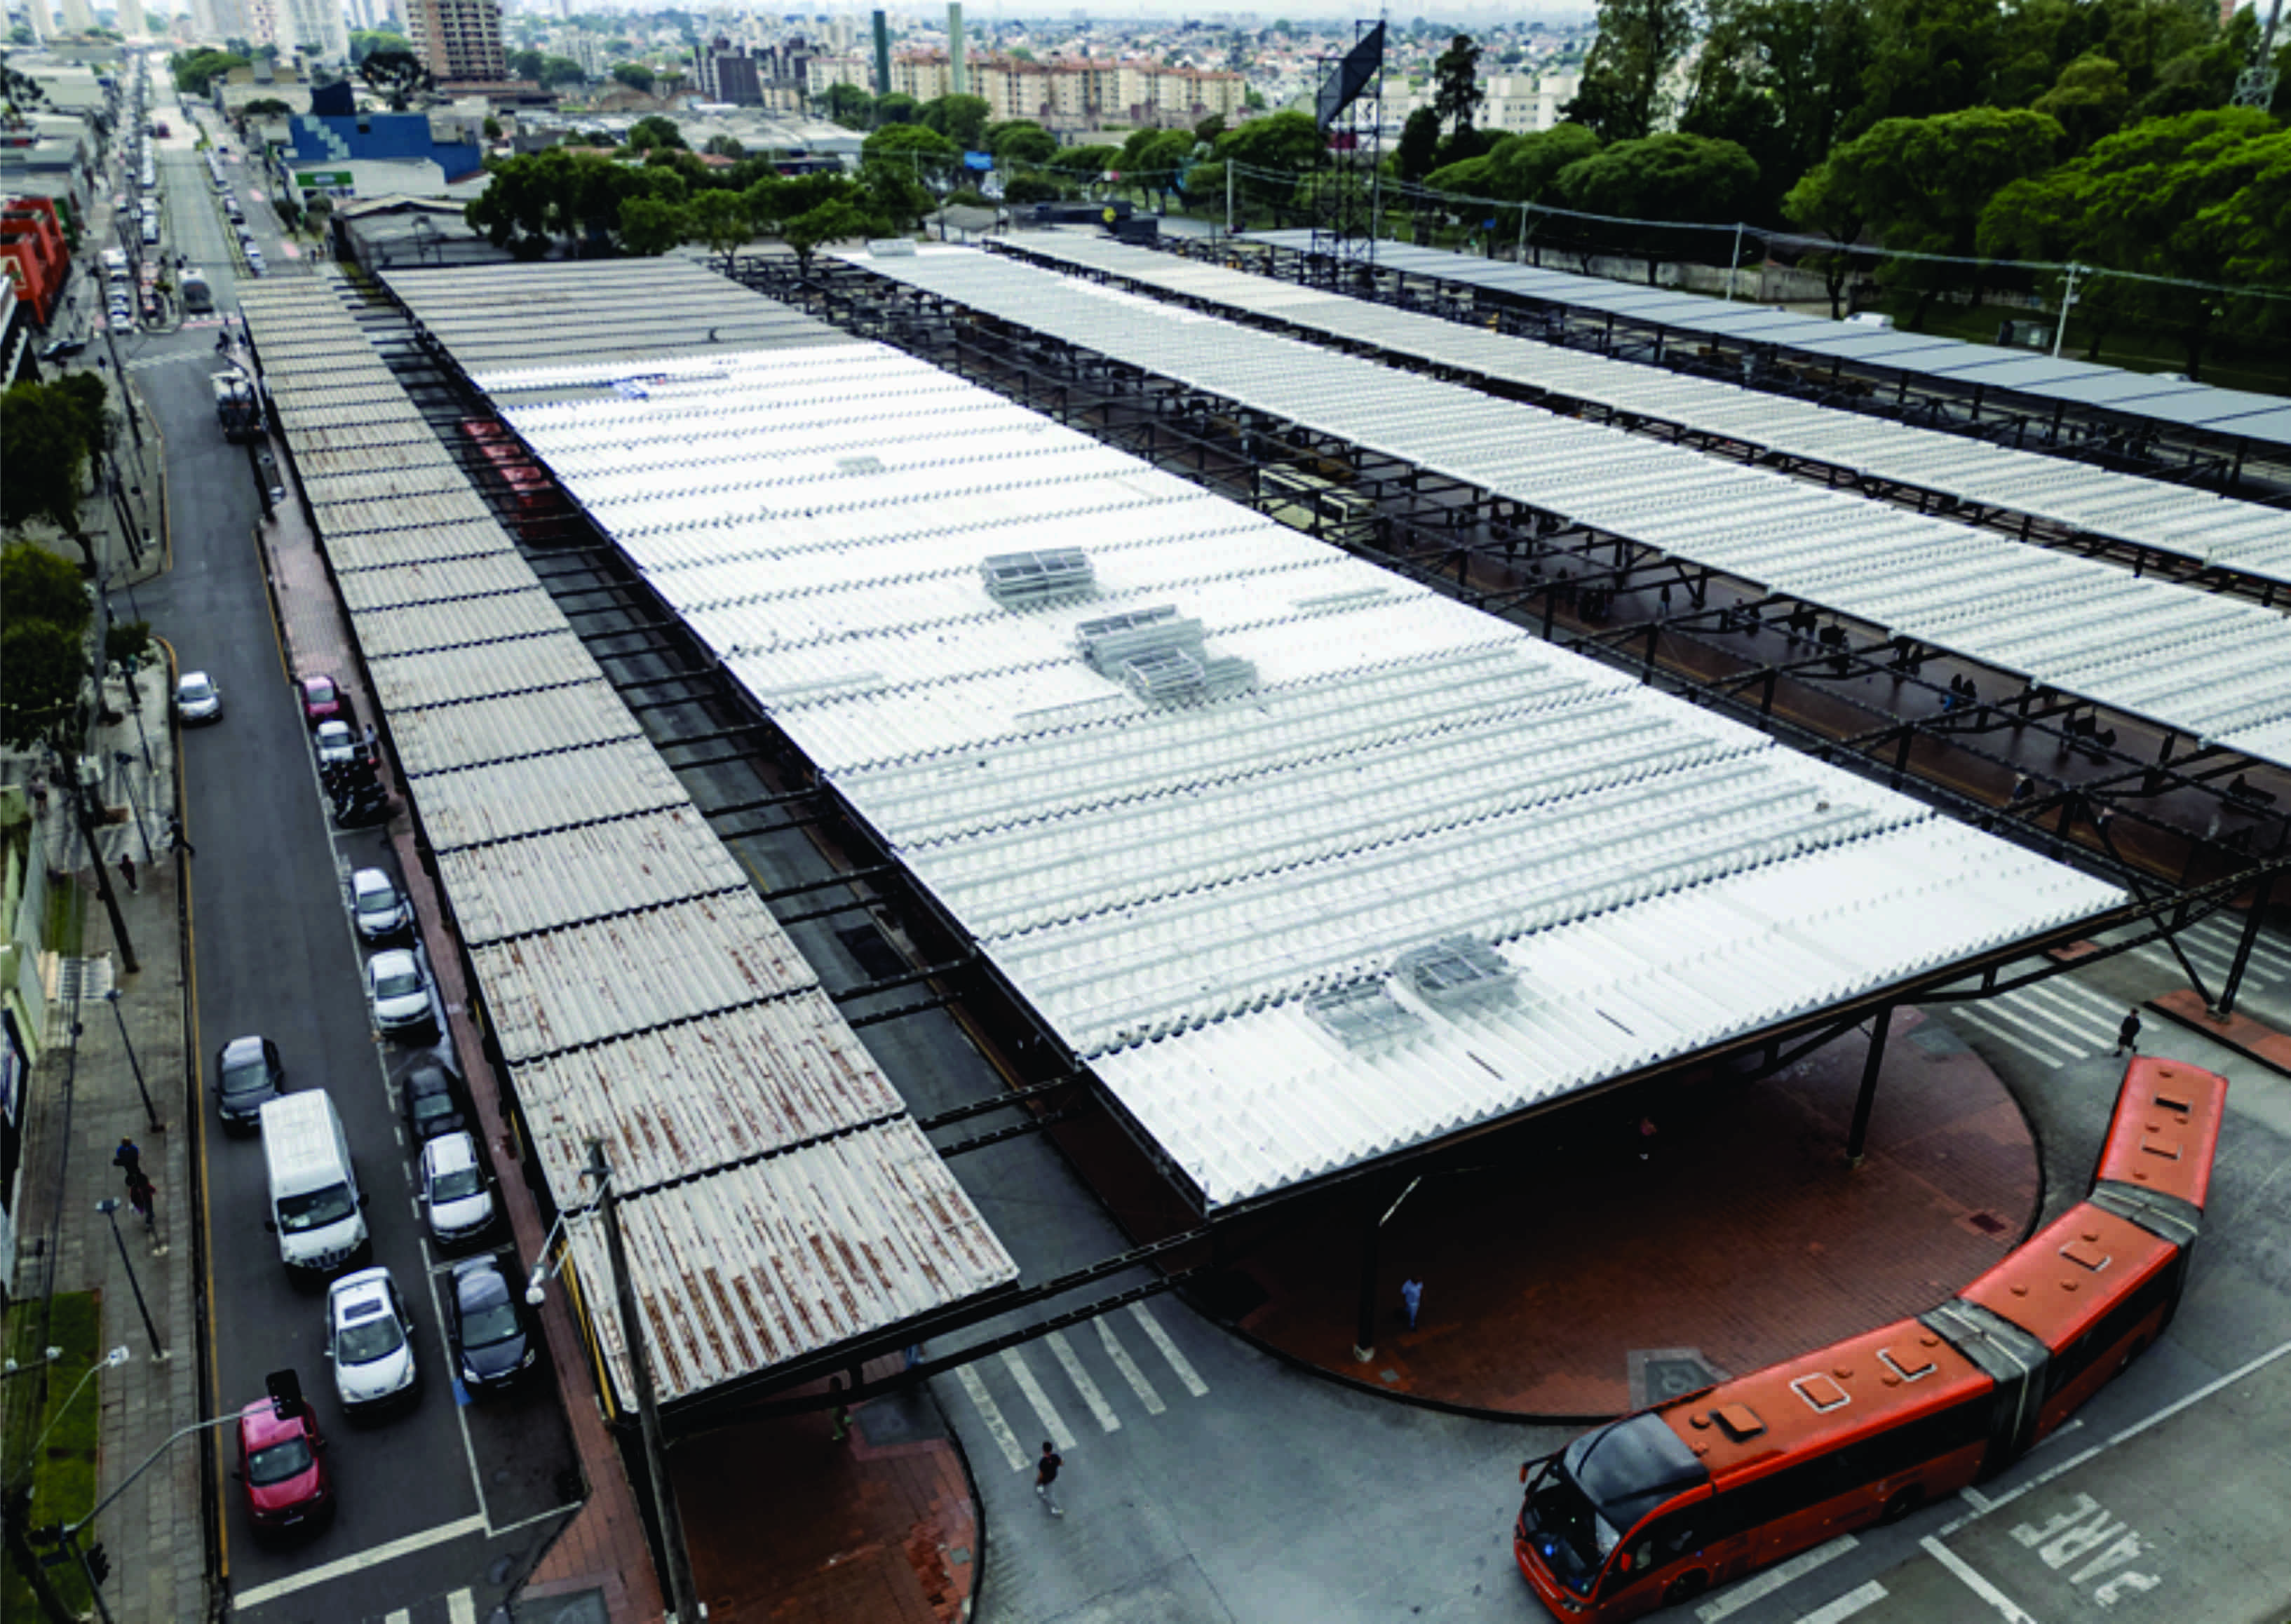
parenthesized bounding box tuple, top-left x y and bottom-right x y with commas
(1035, 1441, 1065, 1516)
(114, 1137, 143, 1179)
(2115, 1009, 2142, 1056)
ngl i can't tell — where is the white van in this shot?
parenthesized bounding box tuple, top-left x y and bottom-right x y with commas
(259, 1091, 370, 1275)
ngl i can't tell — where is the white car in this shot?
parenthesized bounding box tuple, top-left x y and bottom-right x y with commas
(175, 670, 222, 724)
(313, 719, 358, 765)
(325, 1267, 417, 1414)
(349, 868, 414, 942)
(419, 1132, 495, 1247)
(365, 948, 433, 1035)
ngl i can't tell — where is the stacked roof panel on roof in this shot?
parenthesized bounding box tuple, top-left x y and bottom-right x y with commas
(1009, 236, 2291, 585)
(1247, 230, 2291, 450)
(839, 246, 2291, 773)
(236, 276, 1017, 1409)
(438, 318, 2123, 1211)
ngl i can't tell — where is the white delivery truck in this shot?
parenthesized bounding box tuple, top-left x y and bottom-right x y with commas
(259, 1091, 370, 1275)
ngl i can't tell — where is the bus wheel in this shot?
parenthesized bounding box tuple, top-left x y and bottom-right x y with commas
(1881, 1487, 1924, 1524)
(1663, 1571, 1710, 1607)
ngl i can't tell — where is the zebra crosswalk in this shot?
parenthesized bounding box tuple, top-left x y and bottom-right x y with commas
(375, 1588, 476, 1624)
(2117, 914, 2291, 1003)
(952, 1302, 1207, 1471)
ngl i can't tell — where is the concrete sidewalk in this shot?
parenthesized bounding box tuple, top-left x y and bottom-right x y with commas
(7, 659, 210, 1624)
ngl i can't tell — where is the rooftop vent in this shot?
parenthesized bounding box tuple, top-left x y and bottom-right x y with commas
(1077, 606, 1256, 708)
(982, 548, 1095, 607)
(1395, 936, 1516, 1011)
(1304, 979, 1424, 1048)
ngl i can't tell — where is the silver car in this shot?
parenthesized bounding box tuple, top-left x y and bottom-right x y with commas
(365, 948, 433, 1035)
(325, 1267, 417, 1414)
(349, 868, 413, 942)
(313, 719, 358, 766)
(175, 670, 223, 724)
(419, 1132, 496, 1248)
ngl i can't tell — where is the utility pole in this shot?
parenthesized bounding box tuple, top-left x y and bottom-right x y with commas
(2051, 262, 2083, 358)
(2231, 0, 2283, 107)
(594, 1142, 701, 1624)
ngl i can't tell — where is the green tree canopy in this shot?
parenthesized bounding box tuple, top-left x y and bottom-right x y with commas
(1395, 106, 1444, 184)
(863, 121, 959, 190)
(701, 133, 745, 158)
(610, 61, 655, 93)
(1213, 109, 1326, 217)
(1568, 0, 1696, 142)
(616, 194, 684, 255)
(0, 616, 85, 752)
(2034, 53, 2133, 154)
(1431, 33, 1486, 132)
(922, 93, 991, 149)
(170, 48, 248, 95)
(688, 187, 753, 254)
(352, 29, 413, 64)
(1557, 131, 1761, 280)
(1, 539, 90, 632)
(823, 82, 872, 128)
(0, 381, 99, 571)
(359, 46, 433, 111)
(987, 119, 1058, 165)
(873, 92, 921, 127)
(783, 197, 886, 266)
(628, 114, 685, 150)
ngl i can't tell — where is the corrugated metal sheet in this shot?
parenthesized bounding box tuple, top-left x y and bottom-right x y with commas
(326, 522, 519, 575)
(437, 806, 747, 944)
(844, 247, 2291, 772)
(472, 893, 820, 1063)
(313, 489, 496, 535)
(510, 993, 907, 1192)
(415, 738, 689, 853)
(393, 681, 642, 776)
(367, 632, 605, 712)
(349, 589, 567, 658)
(336, 553, 541, 612)
(303, 465, 484, 508)
(562, 1120, 1017, 1409)
(285, 418, 443, 453)
(297, 440, 457, 480)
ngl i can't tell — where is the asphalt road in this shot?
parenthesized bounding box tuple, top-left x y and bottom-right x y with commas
(116, 76, 579, 1624)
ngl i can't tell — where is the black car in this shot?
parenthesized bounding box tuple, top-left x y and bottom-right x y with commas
(40, 337, 87, 363)
(447, 1256, 538, 1395)
(215, 1034, 283, 1129)
(399, 1058, 469, 1142)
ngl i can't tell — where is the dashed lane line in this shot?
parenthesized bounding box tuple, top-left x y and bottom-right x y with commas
(1128, 1302, 1209, 1398)
(1797, 1580, 1888, 1623)
(1046, 1329, 1121, 1433)
(1697, 1535, 1856, 1621)
(1096, 1315, 1167, 1415)
(1001, 1347, 1077, 1452)
(231, 1513, 485, 1610)
(447, 1590, 476, 1624)
(954, 1363, 1027, 1472)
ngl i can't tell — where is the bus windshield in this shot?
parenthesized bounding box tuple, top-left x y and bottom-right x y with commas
(1527, 1415, 1710, 1596)
(1521, 1455, 1613, 1595)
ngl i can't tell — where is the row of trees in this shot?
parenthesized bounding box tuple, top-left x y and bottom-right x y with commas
(1, 376, 117, 575)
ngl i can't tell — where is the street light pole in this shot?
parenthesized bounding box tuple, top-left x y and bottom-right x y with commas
(593, 1141, 701, 1624)
(102, 989, 161, 1130)
(95, 1199, 165, 1359)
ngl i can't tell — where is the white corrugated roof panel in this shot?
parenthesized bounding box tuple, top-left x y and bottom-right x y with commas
(510, 993, 907, 1193)
(349, 590, 567, 658)
(415, 738, 689, 853)
(437, 805, 748, 943)
(326, 521, 519, 574)
(315, 488, 496, 535)
(842, 247, 2291, 770)
(367, 632, 606, 712)
(393, 681, 643, 775)
(336, 554, 542, 613)
(562, 1119, 1017, 1409)
(473, 893, 820, 1063)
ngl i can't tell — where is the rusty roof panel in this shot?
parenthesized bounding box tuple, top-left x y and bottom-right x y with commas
(417, 742, 691, 855)
(393, 682, 641, 776)
(367, 632, 606, 712)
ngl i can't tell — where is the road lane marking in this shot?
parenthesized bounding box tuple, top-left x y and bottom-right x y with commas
(231, 1512, 485, 1609)
(1046, 1330, 1120, 1433)
(1797, 1581, 1888, 1624)
(447, 1591, 476, 1624)
(1128, 1303, 1208, 1397)
(1096, 1316, 1165, 1414)
(953, 1364, 1026, 1472)
(1921, 1537, 2037, 1623)
(384, 1613, 409, 1624)
(1698, 1535, 1855, 1621)
(1001, 1348, 1076, 1452)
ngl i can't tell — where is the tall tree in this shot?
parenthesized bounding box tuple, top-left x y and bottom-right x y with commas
(688, 188, 753, 256)
(1431, 34, 1486, 133)
(1395, 106, 1444, 184)
(616, 195, 684, 255)
(1567, 0, 1699, 142)
(0, 381, 97, 571)
(359, 46, 433, 110)
(1556, 132, 1760, 281)
(921, 93, 991, 149)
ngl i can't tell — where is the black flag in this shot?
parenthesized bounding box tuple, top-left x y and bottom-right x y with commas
(1316, 22, 1387, 132)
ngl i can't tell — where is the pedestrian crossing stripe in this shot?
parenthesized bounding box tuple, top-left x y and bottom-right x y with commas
(1046, 1330, 1121, 1433)
(1001, 1347, 1076, 1452)
(952, 1304, 1209, 1468)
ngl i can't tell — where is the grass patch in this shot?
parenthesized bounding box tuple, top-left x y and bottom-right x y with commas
(41, 877, 83, 959)
(1, 1292, 104, 1619)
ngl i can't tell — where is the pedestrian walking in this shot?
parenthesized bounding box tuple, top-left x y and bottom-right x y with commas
(165, 816, 196, 857)
(827, 1374, 851, 1443)
(126, 1169, 155, 1231)
(117, 852, 138, 893)
(2115, 1009, 2142, 1057)
(363, 722, 380, 756)
(1400, 1278, 1423, 1332)
(1637, 1114, 1659, 1162)
(113, 1137, 143, 1180)
(1034, 1441, 1065, 1516)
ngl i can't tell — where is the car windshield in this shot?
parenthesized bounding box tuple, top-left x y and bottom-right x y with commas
(245, 1435, 312, 1487)
(181, 679, 214, 701)
(412, 1090, 455, 1124)
(374, 968, 421, 1000)
(305, 678, 334, 703)
(462, 1301, 520, 1348)
(276, 1183, 356, 1233)
(337, 1313, 404, 1364)
(357, 888, 398, 917)
(432, 1168, 483, 1202)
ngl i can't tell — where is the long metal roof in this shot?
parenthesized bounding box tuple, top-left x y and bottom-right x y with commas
(1008, 235, 2291, 584)
(235, 278, 1018, 1411)
(841, 246, 2291, 773)
(1247, 230, 2291, 452)
(463, 328, 2122, 1212)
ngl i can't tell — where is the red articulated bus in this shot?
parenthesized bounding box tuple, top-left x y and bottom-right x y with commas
(461, 417, 565, 534)
(1513, 1055, 2227, 1620)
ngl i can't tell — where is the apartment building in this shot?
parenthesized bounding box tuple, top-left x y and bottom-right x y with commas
(404, 0, 506, 82)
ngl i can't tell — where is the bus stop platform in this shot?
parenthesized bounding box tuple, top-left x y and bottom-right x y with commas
(1221, 1007, 2044, 1420)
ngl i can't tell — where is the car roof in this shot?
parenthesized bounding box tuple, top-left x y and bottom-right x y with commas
(371, 947, 417, 974)
(302, 673, 336, 691)
(351, 867, 393, 894)
(180, 670, 212, 687)
(329, 1266, 394, 1311)
(219, 1034, 269, 1063)
(238, 1398, 309, 1444)
(316, 719, 351, 736)
(454, 1257, 511, 1307)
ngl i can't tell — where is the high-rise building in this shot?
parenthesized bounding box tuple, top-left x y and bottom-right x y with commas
(55, 0, 95, 34)
(947, 1, 964, 95)
(116, 0, 147, 38)
(278, 0, 349, 60)
(403, 0, 505, 81)
(24, 0, 56, 40)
